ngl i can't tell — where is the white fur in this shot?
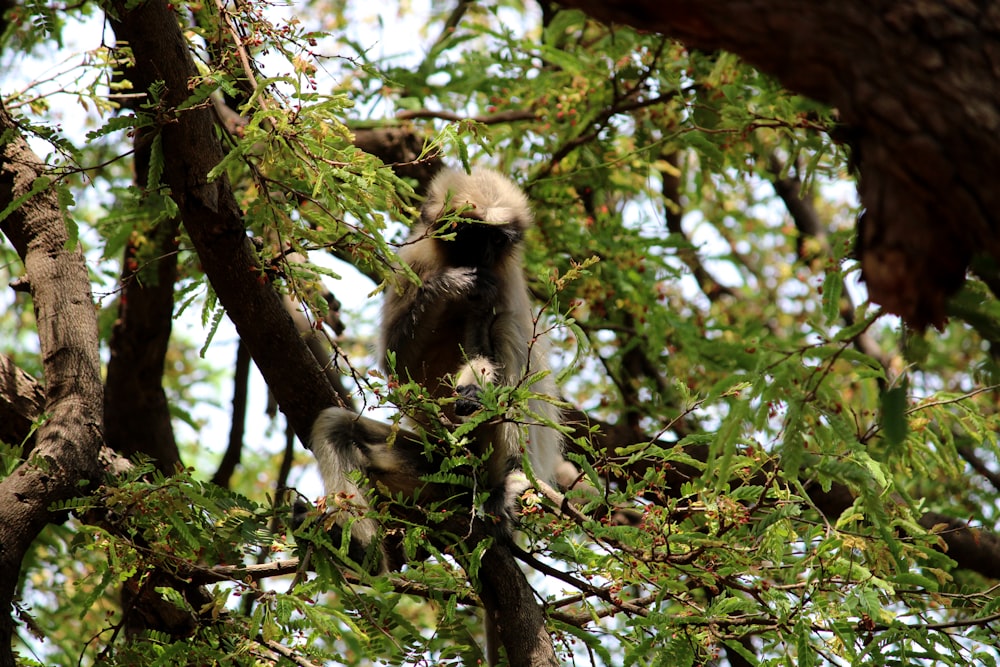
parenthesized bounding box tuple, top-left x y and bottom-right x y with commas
(309, 409, 379, 550)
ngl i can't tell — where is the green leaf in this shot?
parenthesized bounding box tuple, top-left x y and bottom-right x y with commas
(821, 270, 844, 323)
(880, 383, 908, 450)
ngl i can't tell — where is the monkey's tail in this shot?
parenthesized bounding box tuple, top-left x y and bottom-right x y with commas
(309, 407, 384, 569)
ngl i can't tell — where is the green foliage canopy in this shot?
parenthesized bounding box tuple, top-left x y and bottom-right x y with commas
(2, 1, 1000, 666)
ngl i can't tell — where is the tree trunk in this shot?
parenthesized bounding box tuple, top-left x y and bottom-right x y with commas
(103, 215, 182, 473)
(477, 543, 560, 666)
(0, 100, 105, 667)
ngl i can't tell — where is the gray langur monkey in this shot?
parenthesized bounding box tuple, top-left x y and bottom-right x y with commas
(309, 168, 565, 571)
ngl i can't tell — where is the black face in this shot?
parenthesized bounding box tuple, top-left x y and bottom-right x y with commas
(437, 216, 524, 268)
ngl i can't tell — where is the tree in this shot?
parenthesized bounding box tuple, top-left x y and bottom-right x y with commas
(2, 1, 1000, 665)
(559, 0, 1000, 331)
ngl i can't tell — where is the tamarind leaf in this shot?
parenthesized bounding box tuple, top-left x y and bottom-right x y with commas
(880, 384, 908, 450)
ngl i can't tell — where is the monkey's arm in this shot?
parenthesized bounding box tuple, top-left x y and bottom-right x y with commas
(383, 266, 484, 367)
(454, 281, 531, 416)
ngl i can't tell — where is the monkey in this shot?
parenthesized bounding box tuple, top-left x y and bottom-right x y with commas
(382, 167, 563, 503)
(308, 168, 564, 571)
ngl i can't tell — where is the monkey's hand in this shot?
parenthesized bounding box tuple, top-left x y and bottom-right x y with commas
(433, 267, 500, 310)
(454, 358, 497, 416)
(432, 266, 480, 300)
(455, 384, 483, 416)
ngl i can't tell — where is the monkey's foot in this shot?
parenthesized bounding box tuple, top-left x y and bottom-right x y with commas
(482, 470, 534, 539)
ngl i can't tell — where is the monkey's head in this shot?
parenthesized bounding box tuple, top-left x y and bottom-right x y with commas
(420, 169, 533, 269)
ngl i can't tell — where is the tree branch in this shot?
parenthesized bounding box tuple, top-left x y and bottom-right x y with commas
(562, 407, 1000, 580)
(103, 121, 182, 474)
(658, 149, 735, 301)
(558, 0, 1000, 329)
(766, 152, 897, 383)
(0, 354, 44, 450)
(107, 0, 341, 444)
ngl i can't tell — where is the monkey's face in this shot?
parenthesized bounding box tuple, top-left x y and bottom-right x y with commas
(419, 168, 532, 269)
(435, 216, 524, 269)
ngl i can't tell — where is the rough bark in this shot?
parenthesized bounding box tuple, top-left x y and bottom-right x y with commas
(559, 0, 1000, 329)
(0, 100, 105, 667)
(282, 291, 354, 409)
(0, 354, 44, 449)
(477, 539, 560, 667)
